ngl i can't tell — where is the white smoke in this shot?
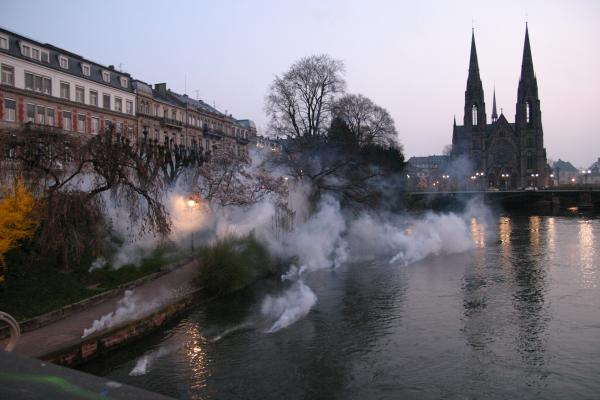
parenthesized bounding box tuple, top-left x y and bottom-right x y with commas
(129, 344, 179, 376)
(261, 280, 317, 333)
(82, 290, 166, 338)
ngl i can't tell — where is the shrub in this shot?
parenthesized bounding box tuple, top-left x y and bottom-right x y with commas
(195, 234, 274, 296)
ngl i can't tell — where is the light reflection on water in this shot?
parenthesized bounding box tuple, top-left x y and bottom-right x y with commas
(578, 221, 597, 289)
(85, 214, 600, 400)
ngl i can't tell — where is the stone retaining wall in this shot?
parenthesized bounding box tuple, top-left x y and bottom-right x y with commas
(42, 288, 203, 367)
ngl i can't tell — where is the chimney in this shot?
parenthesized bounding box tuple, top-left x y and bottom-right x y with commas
(154, 83, 167, 95)
(108, 65, 115, 70)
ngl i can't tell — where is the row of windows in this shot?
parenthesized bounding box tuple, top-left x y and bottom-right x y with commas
(1, 62, 134, 115)
(13, 38, 129, 88)
(3, 98, 133, 136)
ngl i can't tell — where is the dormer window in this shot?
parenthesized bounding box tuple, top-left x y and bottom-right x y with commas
(120, 77, 128, 88)
(102, 70, 110, 83)
(0, 34, 8, 50)
(59, 55, 69, 69)
(41, 51, 49, 63)
(21, 44, 31, 58)
(81, 63, 91, 76)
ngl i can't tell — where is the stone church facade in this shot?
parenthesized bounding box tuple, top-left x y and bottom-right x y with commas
(451, 25, 549, 189)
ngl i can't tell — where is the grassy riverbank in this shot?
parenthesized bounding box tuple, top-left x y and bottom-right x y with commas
(0, 245, 182, 321)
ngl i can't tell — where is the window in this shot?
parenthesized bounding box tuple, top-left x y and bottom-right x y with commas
(77, 114, 86, 133)
(128, 126, 134, 140)
(75, 86, 85, 103)
(527, 152, 534, 170)
(81, 63, 91, 76)
(32, 48, 39, 60)
(1, 64, 14, 86)
(472, 104, 478, 126)
(26, 104, 35, 123)
(526, 101, 531, 124)
(103, 93, 110, 109)
(46, 108, 55, 126)
(60, 82, 70, 99)
(102, 70, 110, 82)
(88, 91, 98, 107)
(59, 55, 69, 69)
(120, 77, 128, 88)
(126, 100, 133, 115)
(154, 104, 159, 116)
(36, 106, 45, 124)
(116, 122, 123, 134)
(115, 97, 122, 112)
(41, 51, 49, 63)
(105, 119, 112, 132)
(3, 99, 16, 122)
(154, 129, 159, 140)
(21, 44, 30, 57)
(91, 117, 99, 134)
(0, 34, 8, 50)
(63, 111, 72, 131)
(42, 77, 51, 95)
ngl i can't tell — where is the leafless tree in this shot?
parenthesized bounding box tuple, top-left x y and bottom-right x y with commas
(192, 145, 287, 207)
(265, 54, 345, 141)
(333, 94, 401, 149)
(0, 124, 170, 272)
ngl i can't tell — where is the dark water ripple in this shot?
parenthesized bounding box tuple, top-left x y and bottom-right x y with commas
(82, 215, 600, 400)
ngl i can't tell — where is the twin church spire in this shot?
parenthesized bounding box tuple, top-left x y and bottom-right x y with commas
(464, 24, 538, 127)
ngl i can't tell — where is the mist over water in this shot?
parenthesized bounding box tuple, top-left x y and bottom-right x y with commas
(84, 214, 600, 400)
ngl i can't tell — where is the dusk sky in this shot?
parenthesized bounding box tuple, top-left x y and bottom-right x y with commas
(2, 0, 599, 167)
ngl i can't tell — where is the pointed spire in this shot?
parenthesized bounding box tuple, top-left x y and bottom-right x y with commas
(453, 115, 457, 126)
(469, 29, 480, 78)
(492, 86, 498, 122)
(520, 23, 535, 81)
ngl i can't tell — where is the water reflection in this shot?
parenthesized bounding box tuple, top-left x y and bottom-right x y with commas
(578, 221, 597, 289)
(183, 324, 211, 393)
(470, 217, 486, 249)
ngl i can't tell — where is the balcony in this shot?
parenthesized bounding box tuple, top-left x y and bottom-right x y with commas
(160, 117, 183, 129)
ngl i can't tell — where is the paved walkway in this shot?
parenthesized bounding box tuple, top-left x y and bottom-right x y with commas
(2, 262, 198, 359)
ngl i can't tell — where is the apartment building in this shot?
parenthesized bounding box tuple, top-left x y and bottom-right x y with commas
(1, 27, 256, 158)
(0, 28, 136, 138)
(133, 80, 256, 156)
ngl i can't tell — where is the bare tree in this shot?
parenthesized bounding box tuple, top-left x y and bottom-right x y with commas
(0, 124, 170, 272)
(193, 146, 287, 207)
(333, 94, 400, 149)
(265, 54, 345, 141)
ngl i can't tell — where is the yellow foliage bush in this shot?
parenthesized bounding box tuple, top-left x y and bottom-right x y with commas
(0, 180, 39, 284)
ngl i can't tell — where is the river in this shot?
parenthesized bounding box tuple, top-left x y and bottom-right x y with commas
(83, 213, 600, 399)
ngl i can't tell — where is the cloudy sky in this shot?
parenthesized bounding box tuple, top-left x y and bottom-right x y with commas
(2, 0, 599, 166)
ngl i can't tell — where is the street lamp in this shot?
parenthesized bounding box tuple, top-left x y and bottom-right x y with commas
(187, 197, 197, 252)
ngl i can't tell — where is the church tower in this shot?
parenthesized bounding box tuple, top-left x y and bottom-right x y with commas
(462, 30, 487, 169)
(515, 24, 547, 186)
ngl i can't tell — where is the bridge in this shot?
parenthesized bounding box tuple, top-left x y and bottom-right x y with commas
(407, 188, 600, 212)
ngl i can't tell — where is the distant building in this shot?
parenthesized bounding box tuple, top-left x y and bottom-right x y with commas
(406, 155, 449, 189)
(451, 25, 549, 189)
(552, 159, 578, 185)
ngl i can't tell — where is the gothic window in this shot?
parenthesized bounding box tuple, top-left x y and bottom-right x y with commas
(527, 136, 533, 148)
(526, 151, 534, 170)
(472, 104, 478, 126)
(526, 101, 531, 124)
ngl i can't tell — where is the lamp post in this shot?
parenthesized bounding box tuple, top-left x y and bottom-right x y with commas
(501, 173, 510, 190)
(530, 173, 539, 188)
(187, 198, 197, 252)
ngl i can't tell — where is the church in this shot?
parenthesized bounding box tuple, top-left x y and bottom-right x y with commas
(451, 25, 549, 189)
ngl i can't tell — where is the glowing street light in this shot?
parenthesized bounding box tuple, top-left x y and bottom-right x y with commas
(187, 196, 198, 252)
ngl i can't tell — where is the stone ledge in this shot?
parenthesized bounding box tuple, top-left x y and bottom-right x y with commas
(40, 288, 204, 368)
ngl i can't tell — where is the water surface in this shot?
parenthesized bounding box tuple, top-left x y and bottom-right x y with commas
(84, 214, 600, 399)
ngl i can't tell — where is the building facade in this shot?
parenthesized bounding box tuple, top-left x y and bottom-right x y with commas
(0, 28, 137, 138)
(1, 27, 256, 159)
(451, 25, 549, 189)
